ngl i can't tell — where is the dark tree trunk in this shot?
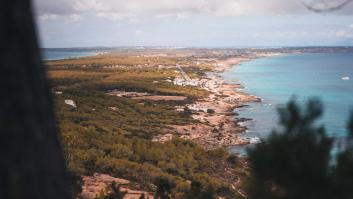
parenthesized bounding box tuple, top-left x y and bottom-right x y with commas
(0, 0, 71, 199)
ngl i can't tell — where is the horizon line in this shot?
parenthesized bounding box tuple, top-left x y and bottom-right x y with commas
(41, 45, 353, 49)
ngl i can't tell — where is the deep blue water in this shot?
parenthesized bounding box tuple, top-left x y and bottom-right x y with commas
(223, 53, 353, 154)
(41, 49, 99, 60)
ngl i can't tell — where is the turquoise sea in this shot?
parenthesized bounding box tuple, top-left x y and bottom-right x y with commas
(223, 53, 353, 154)
(41, 48, 99, 60)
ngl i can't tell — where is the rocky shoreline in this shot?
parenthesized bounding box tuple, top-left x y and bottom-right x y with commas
(153, 53, 280, 150)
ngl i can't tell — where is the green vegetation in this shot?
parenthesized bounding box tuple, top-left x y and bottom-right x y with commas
(48, 62, 246, 198)
(56, 90, 191, 139)
(46, 54, 179, 68)
(45, 53, 214, 71)
(48, 55, 353, 199)
(247, 99, 353, 199)
(49, 68, 209, 99)
(61, 113, 242, 198)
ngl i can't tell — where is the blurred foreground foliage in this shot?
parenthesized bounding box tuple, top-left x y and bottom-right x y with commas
(248, 99, 353, 199)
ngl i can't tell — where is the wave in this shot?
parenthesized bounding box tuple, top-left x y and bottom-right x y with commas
(243, 136, 262, 144)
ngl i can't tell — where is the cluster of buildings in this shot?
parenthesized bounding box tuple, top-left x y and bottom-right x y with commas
(173, 78, 199, 87)
(172, 76, 221, 92)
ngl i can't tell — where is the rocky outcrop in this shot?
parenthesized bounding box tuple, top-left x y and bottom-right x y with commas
(79, 173, 154, 199)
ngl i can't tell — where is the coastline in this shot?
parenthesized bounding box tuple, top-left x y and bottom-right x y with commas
(47, 49, 281, 150)
(42, 49, 107, 61)
(47, 49, 353, 198)
(154, 53, 281, 150)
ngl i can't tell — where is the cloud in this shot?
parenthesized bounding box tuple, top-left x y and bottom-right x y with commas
(96, 12, 135, 21)
(333, 30, 352, 37)
(69, 14, 83, 22)
(135, 30, 144, 36)
(33, 0, 76, 15)
(33, 0, 353, 21)
(39, 14, 60, 21)
(38, 13, 82, 23)
(350, 24, 353, 28)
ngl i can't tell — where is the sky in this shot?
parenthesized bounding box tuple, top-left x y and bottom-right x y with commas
(33, 0, 353, 48)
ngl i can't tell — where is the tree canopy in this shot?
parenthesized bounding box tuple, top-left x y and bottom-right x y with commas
(247, 99, 353, 199)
